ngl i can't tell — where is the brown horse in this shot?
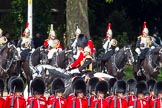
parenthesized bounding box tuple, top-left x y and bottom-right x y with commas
(133, 47, 162, 81)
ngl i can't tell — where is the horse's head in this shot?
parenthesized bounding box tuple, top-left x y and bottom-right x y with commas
(123, 45, 134, 65)
(7, 43, 20, 61)
(39, 46, 48, 64)
(158, 48, 162, 68)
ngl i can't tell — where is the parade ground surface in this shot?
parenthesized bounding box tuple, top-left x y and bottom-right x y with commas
(124, 65, 162, 81)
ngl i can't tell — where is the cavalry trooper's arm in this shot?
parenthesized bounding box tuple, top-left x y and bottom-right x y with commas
(17, 38, 22, 48)
(136, 36, 141, 48)
(31, 38, 35, 49)
(78, 58, 92, 72)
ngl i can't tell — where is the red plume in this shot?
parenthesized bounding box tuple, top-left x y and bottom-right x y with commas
(143, 21, 147, 29)
(107, 23, 111, 30)
(26, 22, 29, 28)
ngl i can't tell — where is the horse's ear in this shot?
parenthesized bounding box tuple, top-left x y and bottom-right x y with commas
(123, 46, 126, 51)
(159, 48, 162, 54)
(7, 43, 11, 48)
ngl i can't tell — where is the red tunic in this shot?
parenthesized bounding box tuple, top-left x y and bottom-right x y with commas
(124, 95, 136, 107)
(90, 98, 109, 108)
(145, 96, 156, 107)
(105, 95, 114, 105)
(129, 98, 149, 108)
(67, 97, 88, 108)
(109, 98, 128, 108)
(87, 95, 97, 108)
(27, 95, 47, 108)
(5, 95, 26, 108)
(67, 93, 75, 104)
(149, 98, 162, 108)
(0, 97, 5, 108)
(47, 95, 67, 108)
(70, 51, 84, 68)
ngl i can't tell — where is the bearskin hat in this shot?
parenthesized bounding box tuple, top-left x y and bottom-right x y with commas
(31, 77, 45, 95)
(51, 78, 65, 94)
(108, 78, 117, 92)
(113, 80, 126, 94)
(136, 81, 148, 95)
(8, 76, 19, 93)
(73, 79, 86, 95)
(87, 77, 99, 92)
(10, 77, 24, 93)
(76, 34, 88, 48)
(154, 81, 162, 95)
(0, 79, 4, 92)
(126, 78, 137, 92)
(95, 80, 108, 94)
(147, 79, 156, 92)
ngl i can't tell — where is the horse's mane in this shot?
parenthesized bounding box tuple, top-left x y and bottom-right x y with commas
(147, 47, 161, 55)
(0, 44, 7, 54)
(31, 47, 41, 57)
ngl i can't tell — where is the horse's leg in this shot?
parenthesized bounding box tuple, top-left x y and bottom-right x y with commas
(22, 62, 33, 97)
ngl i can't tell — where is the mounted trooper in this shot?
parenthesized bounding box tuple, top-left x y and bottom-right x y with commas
(151, 27, 162, 46)
(17, 23, 35, 61)
(135, 22, 157, 68)
(44, 24, 63, 63)
(71, 24, 81, 59)
(0, 28, 8, 48)
(101, 23, 119, 73)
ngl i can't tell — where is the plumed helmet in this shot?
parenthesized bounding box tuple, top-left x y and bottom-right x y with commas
(87, 77, 99, 92)
(106, 23, 112, 39)
(147, 79, 156, 92)
(49, 24, 56, 37)
(73, 78, 86, 95)
(24, 23, 30, 35)
(75, 24, 81, 35)
(87, 40, 95, 54)
(84, 46, 91, 53)
(0, 28, 3, 35)
(0, 79, 4, 92)
(31, 77, 45, 95)
(51, 78, 65, 94)
(126, 78, 137, 92)
(135, 81, 148, 95)
(10, 77, 24, 93)
(142, 21, 149, 34)
(108, 78, 117, 92)
(154, 81, 162, 95)
(77, 34, 88, 48)
(113, 80, 126, 94)
(95, 80, 108, 94)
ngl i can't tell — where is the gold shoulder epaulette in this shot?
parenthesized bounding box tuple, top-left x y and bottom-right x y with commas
(137, 35, 142, 39)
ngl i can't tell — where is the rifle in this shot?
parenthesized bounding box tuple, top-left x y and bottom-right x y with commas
(154, 100, 157, 108)
(10, 86, 16, 108)
(94, 102, 98, 108)
(52, 102, 55, 108)
(72, 99, 76, 108)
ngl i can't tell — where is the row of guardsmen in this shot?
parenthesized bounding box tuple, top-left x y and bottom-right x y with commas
(0, 76, 162, 108)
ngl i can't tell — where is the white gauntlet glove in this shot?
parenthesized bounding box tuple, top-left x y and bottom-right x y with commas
(135, 48, 141, 55)
(115, 47, 119, 52)
(151, 46, 155, 49)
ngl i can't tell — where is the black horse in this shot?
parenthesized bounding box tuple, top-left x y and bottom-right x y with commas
(21, 46, 48, 96)
(49, 49, 74, 69)
(133, 47, 162, 81)
(105, 45, 134, 79)
(0, 43, 20, 80)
